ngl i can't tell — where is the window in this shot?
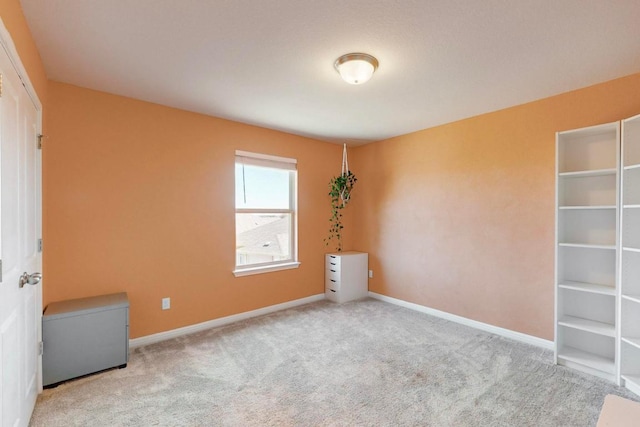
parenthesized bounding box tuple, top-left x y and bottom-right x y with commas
(233, 151, 299, 276)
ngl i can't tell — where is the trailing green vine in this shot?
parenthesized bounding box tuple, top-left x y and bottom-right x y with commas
(325, 170, 357, 251)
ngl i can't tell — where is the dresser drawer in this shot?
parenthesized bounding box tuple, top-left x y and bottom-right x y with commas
(325, 276, 340, 290)
(325, 268, 341, 281)
(325, 255, 341, 271)
(325, 287, 339, 299)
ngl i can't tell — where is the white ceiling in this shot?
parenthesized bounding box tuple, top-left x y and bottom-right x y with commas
(19, 0, 640, 145)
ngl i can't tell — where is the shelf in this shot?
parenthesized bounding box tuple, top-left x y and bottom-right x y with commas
(624, 117, 640, 398)
(559, 168, 617, 178)
(557, 346, 616, 374)
(556, 121, 622, 389)
(558, 315, 616, 337)
(622, 294, 640, 304)
(559, 205, 616, 210)
(559, 243, 616, 250)
(622, 374, 640, 390)
(622, 337, 640, 350)
(558, 281, 615, 296)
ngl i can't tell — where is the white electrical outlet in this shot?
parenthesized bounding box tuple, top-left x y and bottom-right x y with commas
(368, 270, 373, 278)
(162, 297, 171, 310)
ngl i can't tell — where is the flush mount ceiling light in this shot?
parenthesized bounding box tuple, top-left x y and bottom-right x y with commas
(334, 53, 379, 85)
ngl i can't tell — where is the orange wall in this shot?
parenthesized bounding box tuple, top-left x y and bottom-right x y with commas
(45, 82, 347, 338)
(351, 72, 640, 340)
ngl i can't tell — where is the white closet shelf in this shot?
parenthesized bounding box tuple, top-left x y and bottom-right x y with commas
(558, 346, 616, 374)
(558, 316, 615, 337)
(558, 205, 616, 210)
(558, 281, 615, 296)
(558, 168, 617, 177)
(558, 243, 616, 250)
(556, 120, 627, 392)
(622, 337, 640, 350)
(622, 375, 640, 391)
(621, 114, 640, 397)
(622, 294, 640, 304)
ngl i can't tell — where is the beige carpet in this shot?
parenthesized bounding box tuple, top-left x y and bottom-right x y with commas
(29, 298, 637, 426)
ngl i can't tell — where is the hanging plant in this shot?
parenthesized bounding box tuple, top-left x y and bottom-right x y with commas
(325, 144, 357, 251)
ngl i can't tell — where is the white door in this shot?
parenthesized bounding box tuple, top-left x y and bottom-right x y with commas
(0, 34, 42, 427)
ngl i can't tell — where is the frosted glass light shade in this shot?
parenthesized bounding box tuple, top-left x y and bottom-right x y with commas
(334, 53, 379, 85)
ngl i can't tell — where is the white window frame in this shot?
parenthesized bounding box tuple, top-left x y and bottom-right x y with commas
(233, 150, 300, 277)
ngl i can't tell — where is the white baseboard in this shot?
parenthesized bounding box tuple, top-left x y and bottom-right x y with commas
(368, 292, 554, 350)
(129, 294, 325, 348)
(130, 291, 554, 351)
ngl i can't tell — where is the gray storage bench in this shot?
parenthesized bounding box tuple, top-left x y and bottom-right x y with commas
(43, 292, 129, 387)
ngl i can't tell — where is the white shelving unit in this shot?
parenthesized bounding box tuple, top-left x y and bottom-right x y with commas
(556, 115, 640, 398)
(555, 121, 620, 383)
(620, 113, 640, 396)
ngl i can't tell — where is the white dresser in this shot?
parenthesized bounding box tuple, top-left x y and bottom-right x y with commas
(325, 251, 368, 303)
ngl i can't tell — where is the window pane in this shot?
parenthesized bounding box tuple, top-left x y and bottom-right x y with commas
(236, 213, 292, 266)
(235, 164, 290, 209)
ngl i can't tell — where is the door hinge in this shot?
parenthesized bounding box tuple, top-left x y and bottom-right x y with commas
(37, 238, 43, 253)
(38, 341, 43, 356)
(37, 134, 43, 150)
(0, 73, 3, 97)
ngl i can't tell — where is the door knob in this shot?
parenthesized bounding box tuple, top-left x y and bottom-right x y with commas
(19, 272, 42, 288)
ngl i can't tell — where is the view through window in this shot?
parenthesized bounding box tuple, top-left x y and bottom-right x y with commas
(235, 152, 297, 270)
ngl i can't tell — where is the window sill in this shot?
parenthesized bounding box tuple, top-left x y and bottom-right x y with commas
(233, 262, 301, 277)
